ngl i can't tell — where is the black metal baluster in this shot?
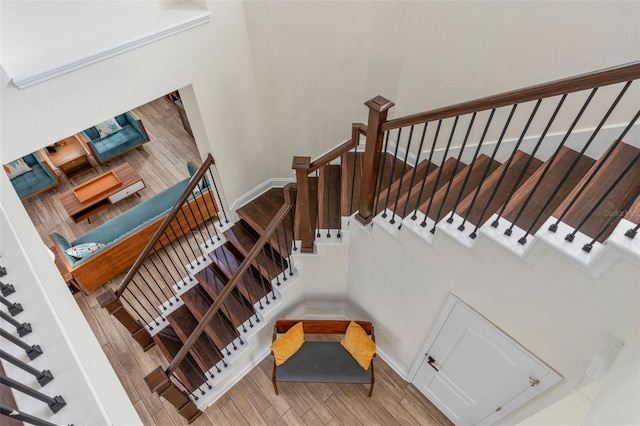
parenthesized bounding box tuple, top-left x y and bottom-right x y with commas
(171, 373, 195, 398)
(381, 128, 402, 219)
(157, 245, 184, 290)
(494, 96, 566, 234)
(0, 350, 53, 386)
(274, 228, 288, 281)
(258, 251, 272, 306)
(567, 152, 640, 243)
(440, 113, 476, 226)
(0, 310, 31, 336)
(429, 116, 465, 232)
(190, 189, 215, 245)
(324, 165, 332, 238)
(0, 295, 22, 316)
(472, 100, 541, 235)
(315, 170, 321, 238)
(174, 211, 202, 268)
(127, 279, 163, 326)
(389, 125, 414, 225)
(0, 328, 42, 359)
(412, 121, 440, 220)
(0, 376, 65, 413)
(0, 281, 15, 296)
(399, 123, 428, 227)
(585, 187, 640, 251)
(549, 81, 634, 232)
(422, 117, 459, 230)
(463, 105, 518, 238)
(208, 169, 229, 225)
(289, 203, 298, 252)
(349, 145, 359, 216)
(281, 218, 295, 277)
(373, 131, 392, 216)
(140, 263, 174, 309)
(166, 225, 195, 283)
(453, 109, 496, 231)
(121, 293, 157, 330)
(0, 405, 57, 426)
(513, 89, 598, 244)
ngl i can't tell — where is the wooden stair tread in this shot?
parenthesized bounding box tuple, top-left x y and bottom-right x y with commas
(167, 305, 222, 373)
(318, 164, 342, 229)
(152, 326, 205, 394)
(380, 152, 412, 191)
(624, 195, 640, 225)
(454, 151, 542, 227)
(237, 187, 294, 258)
(421, 154, 500, 222)
(501, 147, 596, 234)
(552, 141, 640, 242)
(209, 243, 275, 304)
(181, 285, 239, 350)
(224, 223, 286, 285)
(341, 151, 364, 216)
(396, 157, 458, 218)
(376, 159, 435, 215)
(196, 266, 254, 327)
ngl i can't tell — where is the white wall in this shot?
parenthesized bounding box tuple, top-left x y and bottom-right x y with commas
(582, 338, 640, 425)
(3, 1, 637, 207)
(344, 222, 639, 424)
(0, 188, 140, 424)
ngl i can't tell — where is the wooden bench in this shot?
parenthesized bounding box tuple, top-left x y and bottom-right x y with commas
(271, 319, 375, 397)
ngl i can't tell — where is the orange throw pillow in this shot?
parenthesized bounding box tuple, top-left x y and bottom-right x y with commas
(270, 322, 305, 366)
(341, 321, 376, 370)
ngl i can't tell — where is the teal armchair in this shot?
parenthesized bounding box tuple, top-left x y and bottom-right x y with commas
(4, 152, 61, 201)
(79, 111, 150, 164)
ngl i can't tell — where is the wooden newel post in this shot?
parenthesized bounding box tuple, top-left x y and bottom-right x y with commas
(355, 96, 395, 225)
(97, 289, 154, 351)
(292, 156, 314, 253)
(145, 367, 202, 423)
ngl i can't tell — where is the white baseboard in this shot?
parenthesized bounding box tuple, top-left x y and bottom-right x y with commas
(229, 177, 295, 213)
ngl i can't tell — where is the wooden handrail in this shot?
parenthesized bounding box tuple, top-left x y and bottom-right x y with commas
(114, 154, 216, 298)
(382, 61, 640, 131)
(166, 199, 293, 376)
(308, 123, 367, 173)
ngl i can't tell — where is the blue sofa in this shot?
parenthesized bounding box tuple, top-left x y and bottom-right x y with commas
(50, 163, 217, 291)
(80, 111, 150, 164)
(5, 152, 61, 201)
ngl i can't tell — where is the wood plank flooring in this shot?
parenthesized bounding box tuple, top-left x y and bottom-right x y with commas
(18, 95, 452, 425)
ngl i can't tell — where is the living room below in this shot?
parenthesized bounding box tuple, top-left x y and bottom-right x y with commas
(13, 94, 201, 292)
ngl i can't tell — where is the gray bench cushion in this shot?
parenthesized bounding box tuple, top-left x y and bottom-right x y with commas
(275, 341, 372, 383)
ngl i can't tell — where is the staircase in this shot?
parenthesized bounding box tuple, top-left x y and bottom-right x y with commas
(99, 62, 640, 423)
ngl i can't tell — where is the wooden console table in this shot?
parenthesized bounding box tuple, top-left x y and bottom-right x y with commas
(59, 163, 145, 223)
(46, 135, 94, 181)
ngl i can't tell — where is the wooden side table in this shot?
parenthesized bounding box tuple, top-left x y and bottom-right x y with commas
(46, 135, 94, 181)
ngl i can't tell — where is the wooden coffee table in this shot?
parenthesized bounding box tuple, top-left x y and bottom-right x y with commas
(46, 135, 94, 181)
(59, 163, 145, 223)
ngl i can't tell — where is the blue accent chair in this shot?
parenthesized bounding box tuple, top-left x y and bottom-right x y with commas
(5, 152, 61, 201)
(80, 111, 150, 164)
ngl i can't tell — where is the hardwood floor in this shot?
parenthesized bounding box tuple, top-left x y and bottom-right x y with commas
(20, 96, 452, 425)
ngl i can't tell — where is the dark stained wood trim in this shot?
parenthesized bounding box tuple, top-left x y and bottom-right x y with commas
(144, 367, 202, 424)
(97, 290, 155, 351)
(166, 201, 293, 376)
(382, 61, 640, 131)
(356, 96, 395, 224)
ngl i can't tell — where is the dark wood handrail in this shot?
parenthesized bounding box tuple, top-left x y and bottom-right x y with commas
(114, 153, 216, 298)
(308, 123, 367, 173)
(382, 61, 640, 131)
(166, 196, 293, 376)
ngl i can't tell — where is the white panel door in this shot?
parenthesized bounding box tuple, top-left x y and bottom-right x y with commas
(412, 296, 561, 425)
